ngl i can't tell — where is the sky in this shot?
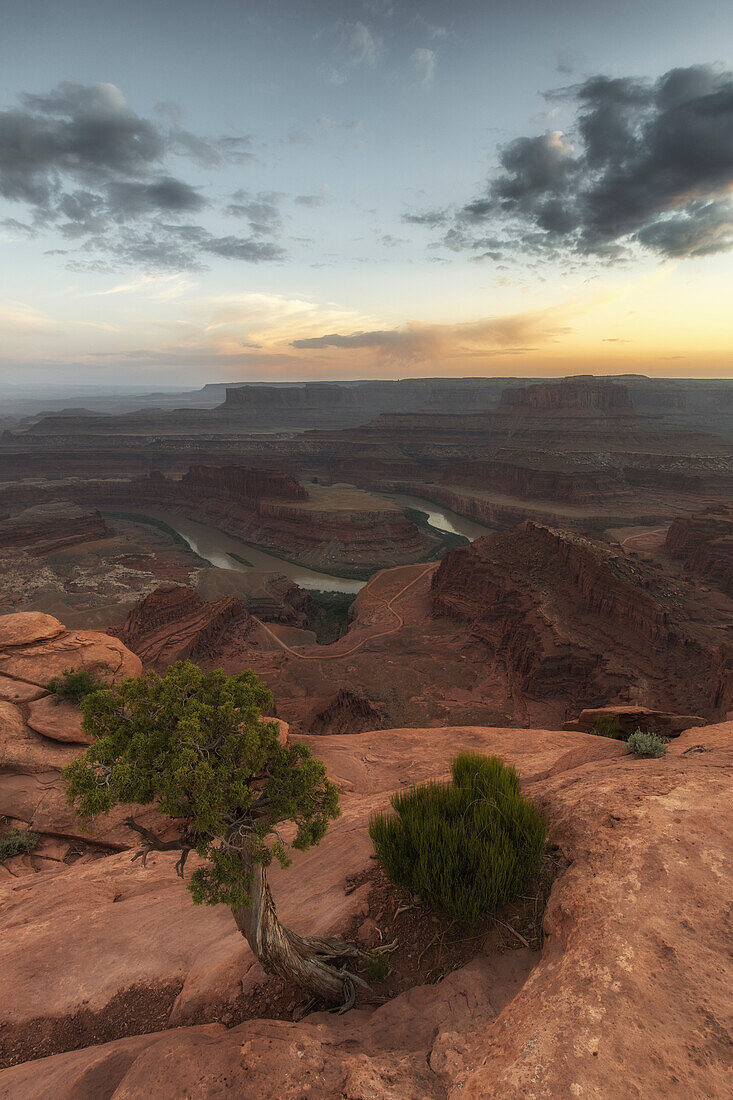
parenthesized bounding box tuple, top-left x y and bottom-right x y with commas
(1, 0, 733, 386)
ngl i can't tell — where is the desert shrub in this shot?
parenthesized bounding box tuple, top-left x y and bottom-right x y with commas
(362, 949, 390, 981)
(627, 729, 667, 758)
(0, 826, 39, 863)
(47, 668, 105, 704)
(369, 752, 545, 925)
(592, 715, 624, 739)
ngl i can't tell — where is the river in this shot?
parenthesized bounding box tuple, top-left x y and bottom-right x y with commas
(120, 496, 493, 595)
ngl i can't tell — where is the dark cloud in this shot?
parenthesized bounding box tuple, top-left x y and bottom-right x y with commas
(291, 308, 570, 360)
(0, 81, 277, 269)
(448, 63, 733, 261)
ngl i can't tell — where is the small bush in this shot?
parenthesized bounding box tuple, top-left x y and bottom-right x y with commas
(0, 827, 39, 863)
(592, 715, 624, 739)
(627, 729, 668, 758)
(369, 752, 545, 926)
(47, 668, 105, 705)
(362, 949, 390, 981)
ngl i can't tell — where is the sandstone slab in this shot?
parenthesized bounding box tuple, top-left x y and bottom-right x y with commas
(0, 723, 730, 1098)
(0, 630, 142, 687)
(0, 612, 65, 648)
(26, 697, 91, 745)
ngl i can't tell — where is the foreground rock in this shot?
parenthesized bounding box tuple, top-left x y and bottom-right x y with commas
(0, 718, 731, 1098)
(0, 612, 152, 868)
(564, 705, 707, 739)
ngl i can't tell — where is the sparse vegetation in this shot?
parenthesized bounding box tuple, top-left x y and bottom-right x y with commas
(369, 752, 546, 926)
(0, 824, 39, 863)
(47, 667, 105, 704)
(307, 590, 357, 644)
(592, 715, 624, 739)
(227, 552, 255, 568)
(101, 511, 208, 562)
(627, 729, 668, 757)
(362, 949, 390, 981)
(62, 661, 365, 1007)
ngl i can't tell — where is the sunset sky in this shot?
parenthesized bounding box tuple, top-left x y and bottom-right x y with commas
(1, 0, 733, 386)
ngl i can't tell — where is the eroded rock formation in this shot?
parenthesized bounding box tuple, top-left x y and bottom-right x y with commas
(114, 585, 255, 669)
(431, 521, 733, 720)
(665, 507, 733, 597)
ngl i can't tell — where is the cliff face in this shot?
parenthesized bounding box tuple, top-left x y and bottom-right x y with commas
(0, 508, 110, 555)
(431, 521, 731, 718)
(498, 379, 635, 413)
(179, 464, 307, 504)
(115, 585, 255, 669)
(442, 459, 625, 504)
(665, 509, 733, 597)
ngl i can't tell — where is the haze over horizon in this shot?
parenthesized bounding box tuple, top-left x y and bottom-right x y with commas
(2, 0, 733, 386)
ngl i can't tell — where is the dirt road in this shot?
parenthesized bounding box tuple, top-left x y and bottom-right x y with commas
(254, 564, 435, 662)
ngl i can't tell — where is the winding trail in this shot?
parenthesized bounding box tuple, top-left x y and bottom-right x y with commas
(619, 526, 668, 550)
(254, 564, 435, 662)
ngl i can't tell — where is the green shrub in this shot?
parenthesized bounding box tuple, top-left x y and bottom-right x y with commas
(592, 715, 624, 739)
(0, 826, 39, 863)
(47, 668, 105, 704)
(362, 949, 390, 981)
(627, 729, 668, 758)
(369, 752, 545, 926)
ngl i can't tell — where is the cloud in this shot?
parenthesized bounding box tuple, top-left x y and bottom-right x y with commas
(339, 21, 382, 67)
(321, 20, 382, 84)
(291, 307, 571, 361)
(0, 81, 276, 270)
(402, 207, 449, 227)
(411, 48, 436, 89)
(295, 186, 331, 207)
(447, 63, 733, 261)
(224, 190, 284, 235)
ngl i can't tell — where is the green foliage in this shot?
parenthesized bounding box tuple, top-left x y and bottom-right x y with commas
(0, 825, 39, 862)
(63, 661, 340, 910)
(627, 729, 668, 758)
(369, 752, 545, 926)
(591, 715, 624, 739)
(47, 667, 105, 704)
(362, 949, 390, 981)
(307, 590, 357, 644)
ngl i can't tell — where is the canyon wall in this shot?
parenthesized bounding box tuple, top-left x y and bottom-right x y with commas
(431, 521, 732, 718)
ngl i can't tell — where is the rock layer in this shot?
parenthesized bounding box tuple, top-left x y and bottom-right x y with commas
(432, 521, 733, 720)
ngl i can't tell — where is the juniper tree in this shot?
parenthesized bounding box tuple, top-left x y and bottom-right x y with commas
(63, 660, 364, 1007)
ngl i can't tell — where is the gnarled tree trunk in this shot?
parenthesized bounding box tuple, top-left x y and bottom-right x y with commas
(231, 842, 365, 1009)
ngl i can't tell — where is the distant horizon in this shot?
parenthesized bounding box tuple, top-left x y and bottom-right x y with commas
(1, 1, 732, 385)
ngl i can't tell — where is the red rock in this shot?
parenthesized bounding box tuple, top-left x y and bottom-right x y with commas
(0, 612, 65, 648)
(431, 521, 732, 722)
(26, 696, 91, 745)
(0, 722, 730, 1099)
(563, 705, 707, 738)
(0, 629, 142, 686)
(666, 507, 733, 597)
(114, 585, 255, 669)
(0, 509, 110, 555)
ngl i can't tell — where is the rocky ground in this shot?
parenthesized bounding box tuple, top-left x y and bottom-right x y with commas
(0, 611, 731, 1097)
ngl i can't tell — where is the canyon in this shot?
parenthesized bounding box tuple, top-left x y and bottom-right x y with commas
(1, 374, 732, 1099)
